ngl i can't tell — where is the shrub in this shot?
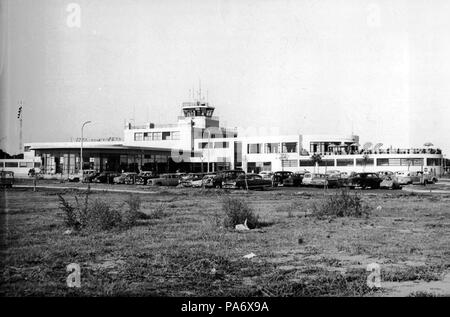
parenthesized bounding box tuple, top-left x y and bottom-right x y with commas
(149, 202, 167, 219)
(86, 199, 122, 231)
(122, 194, 142, 227)
(57, 191, 145, 232)
(221, 196, 259, 229)
(312, 189, 370, 218)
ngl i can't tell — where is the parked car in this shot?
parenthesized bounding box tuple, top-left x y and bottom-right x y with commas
(420, 171, 438, 184)
(378, 171, 394, 179)
(149, 173, 181, 186)
(395, 171, 421, 185)
(113, 172, 137, 184)
(180, 173, 206, 187)
(93, 171, 121, 184)
(214, 169, 246, 188)
(223, 173, 272, 190)
(258, 171, 273, 180)
(201, 173, 222, 188)
(302, 173, 340, 188)
(283, 172, 305, 187)
(124, 172, 139, 184)
(68, 169, 97, 182)
(135, 171, 156, 185)
(347, 172, 382, 189)
(82, 170, 100, 183)
(0, 171, 14, 188)
(380, 175, 401, 189)
(272, 171, 293, 186)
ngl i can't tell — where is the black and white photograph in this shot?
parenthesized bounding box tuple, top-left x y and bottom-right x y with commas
(1, 0, 450, 302)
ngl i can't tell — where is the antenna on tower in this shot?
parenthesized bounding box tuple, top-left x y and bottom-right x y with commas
(17, 100, 23, 154)
(198, 79, 202, 100)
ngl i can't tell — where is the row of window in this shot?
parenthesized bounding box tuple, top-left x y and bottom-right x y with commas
(134, 131, 180, 141)
(199, 142, 229, 149)
(277, 158, 441, 168)
(248, 142, 298, 154)
(0, 161, 41, 168)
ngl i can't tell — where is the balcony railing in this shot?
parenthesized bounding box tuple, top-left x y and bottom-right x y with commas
(302, 148, 442, 156)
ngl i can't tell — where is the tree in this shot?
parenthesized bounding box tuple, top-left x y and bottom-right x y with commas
(311, 154, 322, 174)
(362, 153, 371, 172)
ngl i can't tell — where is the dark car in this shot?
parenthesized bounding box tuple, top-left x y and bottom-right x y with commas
(82, 171, 100, 183)
(347, 172, 382, 189)
(224, 174, 272, 190)
(93, 172, 121, 184)
(283, 172, 305, 187)
(0, 171, 14, 188)
(272, 171, 293, 186)
(213, 169, 246, 188)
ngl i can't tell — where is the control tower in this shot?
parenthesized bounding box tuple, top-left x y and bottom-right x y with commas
(178, 100, 219, 128)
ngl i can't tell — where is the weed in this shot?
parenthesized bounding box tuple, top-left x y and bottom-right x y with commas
(311, 189, 370, 219)
(221, 196, 260, 229)
(122, 195, 142, 227)
(149, 202, 167, 219)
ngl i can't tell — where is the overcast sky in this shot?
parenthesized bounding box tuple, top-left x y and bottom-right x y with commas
(1, 0, 450, 155)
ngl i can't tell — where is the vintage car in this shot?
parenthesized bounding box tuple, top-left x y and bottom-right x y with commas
(135, 171, 156, 185)
(180, 173, 206, 187)
(258, 171, 273, 180)
(380, 175, 402, 189)
(201, 174, 222, 188)
(93, 171, 121, 184)
(378, 171, 394, 179)
(302, 173, 340, 188)
(283, 172, 305, 187)
(272, 171, 293, 186)
(212, 169, 246, 188)
(223, 173, 272, 190)
(148, 173, 181, 186)
(68, 169, 97, 182)
(0, 171, 14, 188)
(347, 172, 382, 189)
(395, 171, 422, 185)
(113, 172, 137, 184)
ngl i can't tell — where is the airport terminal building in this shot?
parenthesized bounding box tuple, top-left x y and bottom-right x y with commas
(2, 99, 445, 177)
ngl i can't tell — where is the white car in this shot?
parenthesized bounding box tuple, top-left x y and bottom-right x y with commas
(258, 171, 273, 180)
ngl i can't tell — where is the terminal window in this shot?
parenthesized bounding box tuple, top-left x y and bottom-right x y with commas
(282, 159, 298, 167)
(215, 142, 229, 149)
(318, 159, 335, 166)
(299, 160, 315, 166)
(134, 133, 143, 141)
(356, 158, 374, 166)
(427, 158, 441, 166)
(265, 143, 280, 153)
(336, 159, 354, 166)
(248, 144, 262, 154)
(282, 142, 297, 153)
(162, 132, 171, 140)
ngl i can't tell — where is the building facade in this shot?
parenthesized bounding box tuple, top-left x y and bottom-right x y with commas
(7, 99, 444, 178)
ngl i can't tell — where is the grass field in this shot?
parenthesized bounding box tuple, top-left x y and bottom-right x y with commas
(1, 186, 450, 296)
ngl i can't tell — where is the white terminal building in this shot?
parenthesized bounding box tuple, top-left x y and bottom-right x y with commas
(1, 98, 445, 177)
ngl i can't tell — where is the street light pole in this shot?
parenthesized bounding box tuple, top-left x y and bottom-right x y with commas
(205, 129, 211, 173)
(80, 121, 91, 182)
